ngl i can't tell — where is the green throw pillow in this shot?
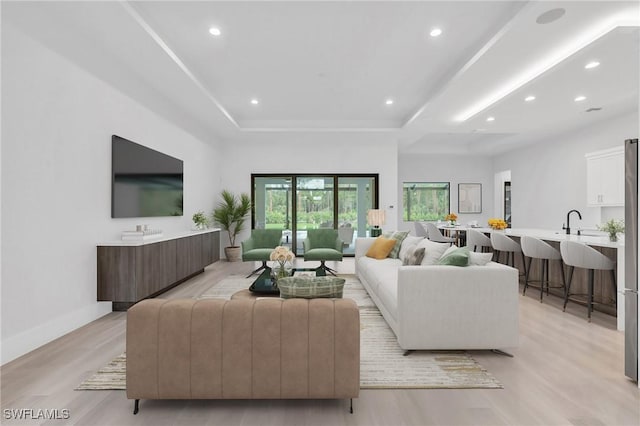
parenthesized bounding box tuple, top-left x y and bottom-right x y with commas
(382, 231, 409, 259)
(438, 247, 470, 267)
(278, 276, 346, 299)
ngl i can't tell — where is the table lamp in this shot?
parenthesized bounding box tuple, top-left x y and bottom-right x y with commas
(367, 209, 386, 237)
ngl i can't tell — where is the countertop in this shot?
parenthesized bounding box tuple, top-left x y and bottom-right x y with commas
(98, 228, 221, 247)
(441, 226, 623, 249)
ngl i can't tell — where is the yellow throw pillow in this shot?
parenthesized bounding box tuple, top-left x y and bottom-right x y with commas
(366, 237, 397, 259)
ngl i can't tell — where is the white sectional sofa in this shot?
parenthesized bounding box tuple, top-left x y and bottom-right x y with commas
(355, 237, 519, 351)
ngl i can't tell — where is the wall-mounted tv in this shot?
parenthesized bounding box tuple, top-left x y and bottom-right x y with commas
(111, 135, 183, 218)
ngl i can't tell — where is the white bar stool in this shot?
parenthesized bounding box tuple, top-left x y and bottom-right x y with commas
(490, 232, 526, 277)
(467, 229, 492, 253)
(559, 240, 616, 322)
(425, 222, 455, 244)
(521, 236, 566, 302)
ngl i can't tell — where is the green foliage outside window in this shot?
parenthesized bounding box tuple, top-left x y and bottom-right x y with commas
(260, 185, 365, 229)
(403, 182, 450, 221)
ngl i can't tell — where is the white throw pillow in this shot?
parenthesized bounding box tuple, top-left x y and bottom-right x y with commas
(399, 236, 423, 260)
(416, 239, 450, 265)
(469, 251, 493, 266)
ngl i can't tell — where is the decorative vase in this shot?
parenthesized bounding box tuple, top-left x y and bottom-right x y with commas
(271, 262, 292, 286)
(271, 264, 292, 280)
(609, 233, 618, 242)
(449, 220, 456, 226)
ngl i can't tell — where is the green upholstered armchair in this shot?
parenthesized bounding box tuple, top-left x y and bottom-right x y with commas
(303, 229, 343, 276)
(241, 229, 283, 277)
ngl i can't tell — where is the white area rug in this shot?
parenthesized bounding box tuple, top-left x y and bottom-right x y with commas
(199, 274, 502, 389)
(77, 274, 502, 390)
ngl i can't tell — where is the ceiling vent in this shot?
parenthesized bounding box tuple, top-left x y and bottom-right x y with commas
(536, 8, 566, 25)
(585, 107, 603, 112)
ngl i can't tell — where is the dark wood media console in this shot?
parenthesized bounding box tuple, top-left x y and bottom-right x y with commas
(97, 229, 220, 311)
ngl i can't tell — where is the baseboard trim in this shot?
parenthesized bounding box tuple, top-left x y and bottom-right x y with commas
(1, 302, 111, 365)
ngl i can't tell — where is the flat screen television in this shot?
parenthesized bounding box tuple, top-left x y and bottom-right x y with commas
(111, 135, 183, 218)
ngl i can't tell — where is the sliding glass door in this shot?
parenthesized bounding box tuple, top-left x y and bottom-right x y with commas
(295, 176, 334, 255)
(252, 174, 378, 255)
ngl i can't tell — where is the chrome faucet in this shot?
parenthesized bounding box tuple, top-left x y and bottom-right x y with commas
(563, 209, 582, 235)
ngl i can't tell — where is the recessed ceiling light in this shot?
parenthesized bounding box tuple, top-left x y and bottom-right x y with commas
(429, 28, 442, 37)
(536, 8, 566, 25)
(250, 99, 259, 105)
(486, 116, 495, 122)
(524, 95, 536, 102)
(585, 61, 600, 69)
(574, 95, 587, 102)
(385, 99, 394, 105)
(209, 27, 221, 36)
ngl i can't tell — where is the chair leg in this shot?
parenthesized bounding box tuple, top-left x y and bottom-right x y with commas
(521, 252, 527, 278)
(563, 266, 574, 312)
(539, 258, 545, 302)
(523, 257, 532, 295)
(246, 261, 268, 278)
(587, 269, 594, 322)
(545, 259, 550, 295)
(318, 260, 338, 276)
(133, 399, 139, 415)
(560, 259, 567, 293)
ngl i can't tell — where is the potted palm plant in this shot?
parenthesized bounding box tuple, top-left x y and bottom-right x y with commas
(212, 190, 252, 261)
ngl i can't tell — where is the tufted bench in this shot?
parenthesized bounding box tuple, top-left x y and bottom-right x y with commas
(126, 298, 360, 414)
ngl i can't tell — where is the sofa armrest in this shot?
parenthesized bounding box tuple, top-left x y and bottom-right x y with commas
(303, 238, 311, 252)
(354, 238, 376, 276)
(395, 263, 519, 350)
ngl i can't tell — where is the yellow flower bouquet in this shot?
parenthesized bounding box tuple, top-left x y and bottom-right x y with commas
(488, 218, 508, 230)
(444, 213, 458, 224)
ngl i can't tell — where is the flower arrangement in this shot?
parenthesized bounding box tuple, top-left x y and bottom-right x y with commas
(597, 219, 624, 242)
(270, 246, 295, 280)
(488, 218, 508, 230)
(444, 213, 458, 224)
(192, 211, 209, 230)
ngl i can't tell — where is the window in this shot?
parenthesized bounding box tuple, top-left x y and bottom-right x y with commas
(403, 182, 450, 221)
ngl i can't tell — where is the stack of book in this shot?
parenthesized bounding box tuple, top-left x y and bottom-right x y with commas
(121, 229, 163, 241)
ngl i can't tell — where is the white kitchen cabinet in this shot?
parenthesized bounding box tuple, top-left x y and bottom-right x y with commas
(585, 146, 624, 207)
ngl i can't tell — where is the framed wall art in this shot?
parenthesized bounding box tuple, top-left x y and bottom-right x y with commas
(458, 183, 482, 214)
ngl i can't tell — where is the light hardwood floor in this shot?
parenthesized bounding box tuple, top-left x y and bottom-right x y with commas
(1, 259, 639, 426)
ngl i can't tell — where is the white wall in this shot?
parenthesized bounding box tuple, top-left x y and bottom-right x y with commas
(218, 136, 398, 247)
(1, 24, 221, 363)
(493, 111, 639, 230)
(398, 154, 495, 232)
